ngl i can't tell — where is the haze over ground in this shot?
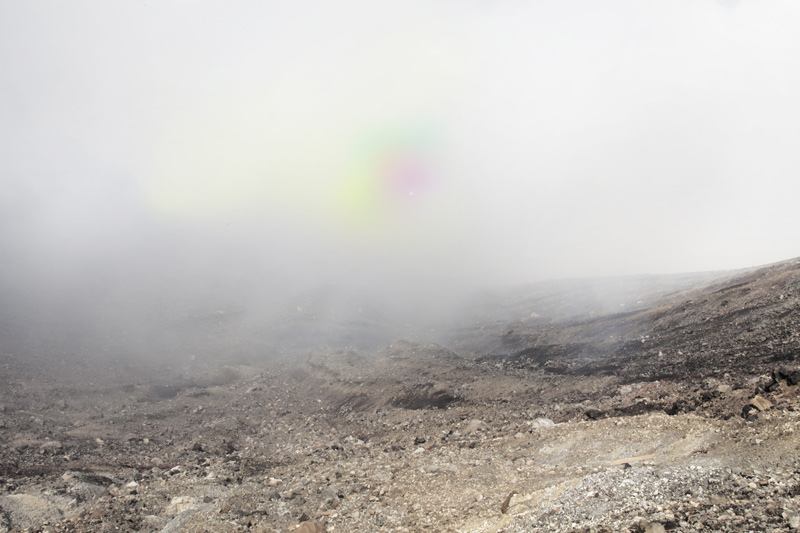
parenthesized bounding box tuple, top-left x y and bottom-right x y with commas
(2, 1, 800, 356)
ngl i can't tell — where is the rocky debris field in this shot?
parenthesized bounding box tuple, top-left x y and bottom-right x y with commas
(1, 259, 800, 532)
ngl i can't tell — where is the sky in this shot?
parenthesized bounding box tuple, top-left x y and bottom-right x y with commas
(2, 0, 800, 312)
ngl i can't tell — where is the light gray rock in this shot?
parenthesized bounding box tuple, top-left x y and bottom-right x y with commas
(644, 522, 666, 533)
(0, 493, 69, 530)
(464, 420, 489, 434)
(530, 418, 556, 429)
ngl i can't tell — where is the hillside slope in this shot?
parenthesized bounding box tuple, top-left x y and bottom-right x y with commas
(1, 259, 799, 532)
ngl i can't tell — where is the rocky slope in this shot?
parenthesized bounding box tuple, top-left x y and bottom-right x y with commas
(1, 259, 799, 532)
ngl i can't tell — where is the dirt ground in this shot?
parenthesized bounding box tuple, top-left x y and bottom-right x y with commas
(1, 259, 800, 532)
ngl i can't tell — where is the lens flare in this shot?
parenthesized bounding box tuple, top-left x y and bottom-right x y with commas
(337, 123, 439, 231)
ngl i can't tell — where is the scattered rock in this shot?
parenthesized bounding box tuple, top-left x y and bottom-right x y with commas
(2, 260, 800, 532)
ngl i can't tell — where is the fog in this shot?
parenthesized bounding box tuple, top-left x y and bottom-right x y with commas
(2, 1, 800, 360)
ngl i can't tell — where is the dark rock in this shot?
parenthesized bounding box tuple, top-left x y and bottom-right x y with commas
(776, 365, 800, 385)
(665, 399, 696, 416)
(742, 404, 759, 421)
(585, 408, 604, 420)
(700, 390, 719, 402)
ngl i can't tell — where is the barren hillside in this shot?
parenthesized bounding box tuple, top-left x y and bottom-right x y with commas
(1, 259, 800, 532)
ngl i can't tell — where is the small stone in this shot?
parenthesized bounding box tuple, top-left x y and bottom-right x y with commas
(530, 418, 556, 428)
(780, 366, 800, 386)
(295, 521, 326, 533)
(742, 404, 759, 420)
(645, 522, 666, 533)
(749, 395, 772, 412)
(320, 485, 339, 500)
(39, 441, 62, 452)
(776, 365, 797, 380)
(585, 408, 604, 420)
(165, 496, 196, 515)
(464, 420, 488, 434)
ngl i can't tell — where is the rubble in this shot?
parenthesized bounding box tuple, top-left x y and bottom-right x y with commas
(1, 259, 800, 531)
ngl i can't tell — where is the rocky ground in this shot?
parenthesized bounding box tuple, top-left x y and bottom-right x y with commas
(1, 259, 800, 532)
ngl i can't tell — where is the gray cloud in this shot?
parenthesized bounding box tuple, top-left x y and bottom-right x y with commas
(1, 0, 799, 357)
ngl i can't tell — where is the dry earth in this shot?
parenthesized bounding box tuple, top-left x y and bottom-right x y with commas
(2, 259, 800, 532)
